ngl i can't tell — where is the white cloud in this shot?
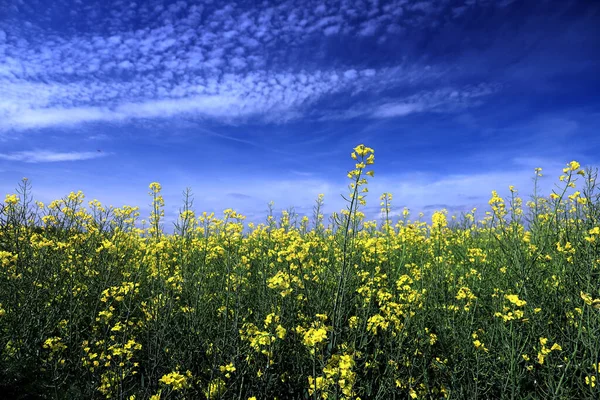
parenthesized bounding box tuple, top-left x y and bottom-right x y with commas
(343, 69, 358, 80)
(372, 85, 499, 118)
(320, 84, 499, 120)
(1, 68, 408, 130)
(358, 20, 379, 36)
(0, 150, 108, 163)
(373, 102, 423, 117)
(6, 107, 119, 130)
(323, 25, 341, 36)
(0, 0, 502, 132)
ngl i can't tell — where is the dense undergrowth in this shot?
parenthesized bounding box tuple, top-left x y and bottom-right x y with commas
(1, 145, 599, 399)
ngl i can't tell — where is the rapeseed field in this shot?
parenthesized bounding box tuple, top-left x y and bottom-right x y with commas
(1, 145, 599, 399)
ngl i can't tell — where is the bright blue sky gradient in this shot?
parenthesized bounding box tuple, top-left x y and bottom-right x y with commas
(1, 0, 599, 223)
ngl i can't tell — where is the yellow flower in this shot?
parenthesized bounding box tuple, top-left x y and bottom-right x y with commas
(149, 182, 162, 193)
(586, 376, 597, 387)
(429, 333, 437, 345)
(431, 210, 448, 229)
(43, 337, 67, 353)
(316, 313, 328, 322)
(276, 325, 287, 339)
(308, 375, 327, 396)
(568, 161, 580, 171)
(366, 314, 389, 335)
(220, 363, 236, 378)
(159, 371, 191, 390)
(4, 194, 19, 205)
(505, 294, 526, 307)
(110, 322, 124, 332)
(353, 144, 374, 157)
(537, 353, 545, 365)
(302, 326, 328, 347)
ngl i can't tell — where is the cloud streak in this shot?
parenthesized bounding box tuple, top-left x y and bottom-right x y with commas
(1, 67, 491, 130)
(0, 150, 107, 163)
(319, 84, 499, 120)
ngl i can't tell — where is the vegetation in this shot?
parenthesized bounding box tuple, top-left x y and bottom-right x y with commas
(1, 145, 599, 399)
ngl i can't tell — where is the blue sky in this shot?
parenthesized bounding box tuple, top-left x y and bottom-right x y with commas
(1, 0, 599, 223)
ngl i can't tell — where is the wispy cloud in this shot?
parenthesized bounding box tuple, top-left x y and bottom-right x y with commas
(320, 84, 499, 120)
(0, 68, 422, 130)
(0, 0, 513, 132)
(0, 150, 107, 163)
(373, 102, 424, 118)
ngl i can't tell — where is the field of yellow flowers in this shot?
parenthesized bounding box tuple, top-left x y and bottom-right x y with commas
(1, 145, 599, 399)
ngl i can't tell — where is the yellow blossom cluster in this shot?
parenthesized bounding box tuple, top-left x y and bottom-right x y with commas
(159, 370, 192, 390)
